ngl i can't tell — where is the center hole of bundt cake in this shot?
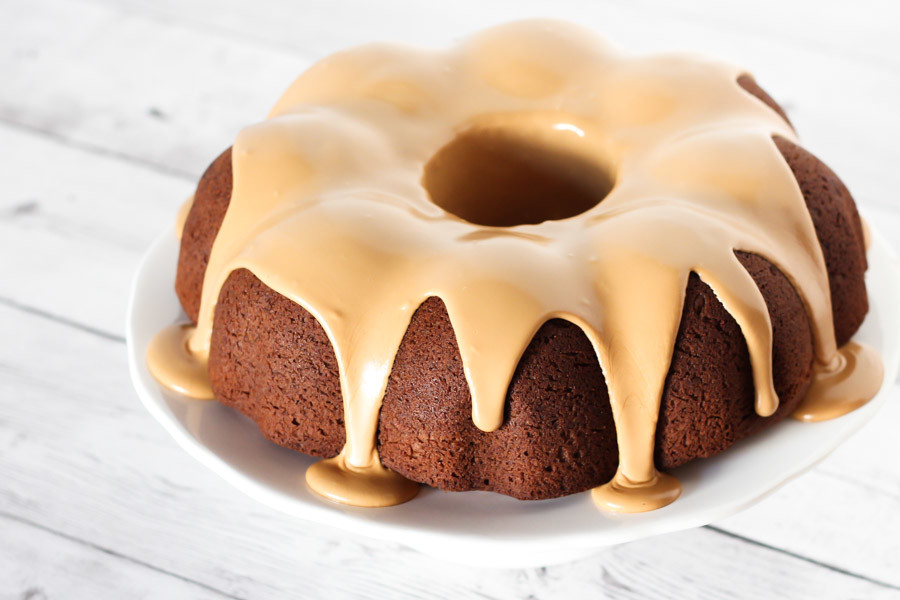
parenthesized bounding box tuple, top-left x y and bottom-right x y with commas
(422, 127, 614, 227)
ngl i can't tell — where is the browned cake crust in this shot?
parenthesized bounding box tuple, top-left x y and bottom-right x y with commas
(772, 136, 868, 343)
(177, 81, 869, 500)
(176, 147, 232, 323)
(738, 74, 793, 128)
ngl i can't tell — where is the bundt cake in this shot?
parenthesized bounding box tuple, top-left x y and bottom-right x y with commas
(146, 21, 883, 512)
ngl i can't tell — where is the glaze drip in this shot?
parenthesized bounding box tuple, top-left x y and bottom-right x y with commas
(147, 20, 883, 511)
(306, 454, 419, 507)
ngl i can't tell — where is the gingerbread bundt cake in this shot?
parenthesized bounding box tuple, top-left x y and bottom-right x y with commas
(147, 21, 883, 512)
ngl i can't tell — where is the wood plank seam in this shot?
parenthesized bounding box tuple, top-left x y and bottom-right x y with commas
(0, 116, 195, 182)
(1, 0, 897, 592)
(3, 74, 900, 218)
(2, 298, 896, 584)
(0, 509, 246, 600)
(75, 0, 899, 76)
(0, 295, 124, 343)
(4, 497, 896, 594)
(814, 467, 900, 504)
(75, 0, 320, 62)
(706, 525, 900, 592)
(624, 1, 899, 74)
(4, 1, 900, 222)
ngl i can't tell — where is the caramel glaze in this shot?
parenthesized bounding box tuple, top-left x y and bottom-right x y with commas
(147, 21, 883, 511)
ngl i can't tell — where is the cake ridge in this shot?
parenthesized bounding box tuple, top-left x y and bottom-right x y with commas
(147, 20, 882, 512)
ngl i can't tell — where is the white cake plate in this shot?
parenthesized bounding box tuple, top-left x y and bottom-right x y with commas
(127, 222, 900, 568)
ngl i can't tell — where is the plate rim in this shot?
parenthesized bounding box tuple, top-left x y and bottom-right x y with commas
(126, 218, 900, 565)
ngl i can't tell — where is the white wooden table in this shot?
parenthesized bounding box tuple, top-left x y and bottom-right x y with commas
(3, 1, 900, 597)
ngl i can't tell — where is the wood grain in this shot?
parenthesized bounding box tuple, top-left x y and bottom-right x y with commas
(2, 0, 900, 596)
(3, 0, 899, 211)
(0, 515, 234, 600)
(1, 304, 898, 597)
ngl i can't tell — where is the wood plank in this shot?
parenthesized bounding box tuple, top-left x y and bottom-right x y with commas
(0, 124, 191, 336)
(95, 0, 900, 72)
(1, 91, 899, 341)
(0, 303, 899, 595)
(2, 0, 899, 213)
(718, 468, 900, 585)
(2, 0, 900, 588)
(0, 96, 899, 584)
(2, 0, 300, 177)
(812, 385, 900, 500)
(0, 514, 235, 600)
(0, 105, 898, 362)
